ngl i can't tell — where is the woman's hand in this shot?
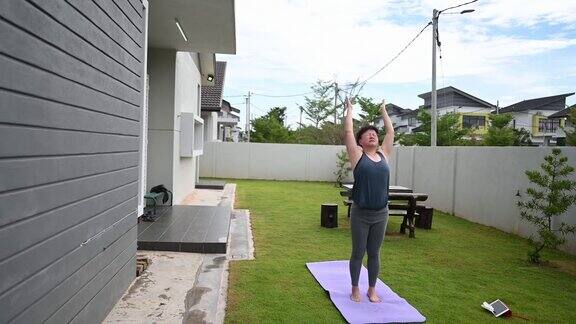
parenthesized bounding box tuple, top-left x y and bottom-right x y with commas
(380, 99, 388, 116)
(346, 97, 353, 112)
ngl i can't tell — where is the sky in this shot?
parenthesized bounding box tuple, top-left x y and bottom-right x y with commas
(217, 0, 576, 129)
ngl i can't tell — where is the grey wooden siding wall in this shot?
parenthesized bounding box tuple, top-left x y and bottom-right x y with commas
(0, 0, 145, 322)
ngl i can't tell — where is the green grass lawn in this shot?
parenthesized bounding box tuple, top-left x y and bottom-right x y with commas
(225, 179, 576, 323)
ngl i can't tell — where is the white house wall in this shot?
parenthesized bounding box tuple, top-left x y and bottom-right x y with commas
(512, 110, 559, 144)
(438, 106, 491, 115)
(147, 49, 176, 193)
(173, 52, 202, 203)
(511, 111, 530, 132)
(202, 111, 219, 141)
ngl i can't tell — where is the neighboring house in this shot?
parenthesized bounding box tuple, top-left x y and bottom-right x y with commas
(199, 62, 241, 142)
(498, 93, 574, 146)
(0, 1, 236, 323)
(375, 104, 419, 134)
(231, 125, 243, 142)
(218, 99, 241, 141)
(201, 61, 227, 141)
(394, 109, 420, 134)
(544, 106, 575, 146)
(418, 86, 495, 135)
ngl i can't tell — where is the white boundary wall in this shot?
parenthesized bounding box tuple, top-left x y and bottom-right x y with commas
(200, 142, 576, 254)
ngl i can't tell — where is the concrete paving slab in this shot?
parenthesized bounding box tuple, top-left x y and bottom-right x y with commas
(103, 251, 203, 323)
(106, 184, 252, 324)
(228, 209, 254, 261)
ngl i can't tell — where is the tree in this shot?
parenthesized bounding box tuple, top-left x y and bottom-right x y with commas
(319, 122, 345, 145)
(397, 109, 471, 146)
(292, 122, 345, 145)
(356, 97, 381, 125)
(564, 106, 576, 146)
(266, 106, 288, 124)
(513, 128, 533, 146)
(517, 149, 576, 264)
(250, 107, 293, 143)
(484, 113, 516, 146)
(334, 150, 351, 187)
(300, 80, 335, 127)
(292, 125, 321, 144)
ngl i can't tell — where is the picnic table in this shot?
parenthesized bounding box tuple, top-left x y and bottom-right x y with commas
(388, 192, 429, 238)
(340, 185, 429, 238)
(342, 184, 413, 193)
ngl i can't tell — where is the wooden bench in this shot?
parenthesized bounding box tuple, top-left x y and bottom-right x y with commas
(341, 189, 429, 238)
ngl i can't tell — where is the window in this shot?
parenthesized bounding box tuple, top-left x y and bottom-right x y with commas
(408, 117, 417, 126)
(462, 115, 486, 129)
(538, 119, 560, 133)
(180, 113, 204, 157)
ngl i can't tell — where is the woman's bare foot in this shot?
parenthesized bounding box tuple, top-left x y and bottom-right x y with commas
(350, 286, 361, 302)
(367, 287, 381, 303)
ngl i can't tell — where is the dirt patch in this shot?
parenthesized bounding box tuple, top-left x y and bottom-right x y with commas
(545, 260, 576, 276)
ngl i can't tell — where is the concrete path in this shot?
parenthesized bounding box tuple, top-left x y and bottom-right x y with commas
(103, 251, 204, 323)
(104, 184, 254, 324)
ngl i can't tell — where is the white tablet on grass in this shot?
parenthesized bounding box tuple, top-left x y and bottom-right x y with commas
(489, 299, 510, 317)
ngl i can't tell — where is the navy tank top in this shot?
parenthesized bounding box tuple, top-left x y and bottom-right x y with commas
(351, 151, 390, 210)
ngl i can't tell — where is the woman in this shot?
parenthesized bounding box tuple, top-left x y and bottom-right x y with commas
(344, 97, 394, 303)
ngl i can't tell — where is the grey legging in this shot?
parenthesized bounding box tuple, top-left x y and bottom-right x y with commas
(349, 204, 389, 287)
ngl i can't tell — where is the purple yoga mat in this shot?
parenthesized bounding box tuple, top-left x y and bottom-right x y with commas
(306, 260, 426, 324)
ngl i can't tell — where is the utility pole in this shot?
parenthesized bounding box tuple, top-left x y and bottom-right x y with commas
(299, 106, 303, 128)
(245, 91, 251, 142)
(334, 82, 339, 124)
(430, 4, 475, 146)
(431, 9, 439, 147)
(496, 100, 499, 114)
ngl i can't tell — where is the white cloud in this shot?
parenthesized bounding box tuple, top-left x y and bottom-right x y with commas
(473, 0, 576, 27)
(412, 0, 576, 27)
(220, 0, 576, 92)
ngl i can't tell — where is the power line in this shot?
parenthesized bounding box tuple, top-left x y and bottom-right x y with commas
(228, 2, 475, 106)
(230, 81, 357, 102)
(439, 0, 478, 14)
(249, 102, 266, 113)
(223, 94, 247, 98)
(237, 20, 432, 101)
(354, 21, 433, 93)
(251, 90, 315, 98)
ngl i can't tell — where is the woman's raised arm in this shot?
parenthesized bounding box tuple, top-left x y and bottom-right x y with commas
(379, 99, 395, 160)
(344, 97, 362, 169)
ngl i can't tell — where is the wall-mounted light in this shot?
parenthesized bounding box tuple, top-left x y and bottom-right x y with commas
(207, 74, 214, 82)
(175, 18, 188, 42)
